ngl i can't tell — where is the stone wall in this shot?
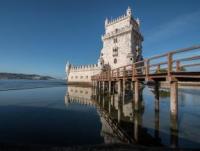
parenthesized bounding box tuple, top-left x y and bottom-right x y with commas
(67, 64, 101, 85)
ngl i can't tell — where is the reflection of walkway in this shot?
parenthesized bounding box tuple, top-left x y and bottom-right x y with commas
(95, 98, 133, 144)
(65, 86, 129, 144)
(65, 86, 166, 146)
(92, 92, 164, 146)
(92, 46, 200, 147)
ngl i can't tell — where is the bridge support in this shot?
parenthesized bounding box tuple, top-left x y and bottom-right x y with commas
(123, 79, 126, 93)
(170, 81, 178, 118)
(169, 81, 178, 148)
(111, 93, 114, 107)
(102, 94, 105, 108)
(134, 80, 140, 111)
(108, 95, 111, 113)
(118, 95, 122, 123)
(112, 81, 115, 94)
(102, 81, 105, 93)
(154, 110, 160, 138)
(98, 81, 101, 92)
(117, 80, 122, 94)
(154, 82, 160, 112)
(170, 113, 179, 148)
(131, 80, 134, 91)
(108, 81, 112, 94)
(134, 113, 142, 142)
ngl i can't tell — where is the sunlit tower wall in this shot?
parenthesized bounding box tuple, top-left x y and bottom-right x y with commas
(98, 7, 143, 69)
(66, 7, 143, 85)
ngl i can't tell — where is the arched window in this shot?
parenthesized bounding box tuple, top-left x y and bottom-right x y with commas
(114, 58, 117, 64)
(113, 47, 118, 57)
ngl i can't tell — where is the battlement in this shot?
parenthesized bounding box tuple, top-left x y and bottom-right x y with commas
(104, 7, 141, 36)
(105, 6, 133, 27)
(70, 64, 99, 71)
(105, 14, 129, 27)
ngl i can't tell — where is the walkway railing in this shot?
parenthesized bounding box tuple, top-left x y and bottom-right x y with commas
(92, 45, 200, 81)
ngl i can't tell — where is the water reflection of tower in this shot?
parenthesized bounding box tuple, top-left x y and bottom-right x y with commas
(94, 86, 146, 144)
(64, 94, 70, 106)
(65, 86, 137, 144)
(65, 85, 163, 146)
(96, 91, 137, 143)
(65, 86, 94, 106)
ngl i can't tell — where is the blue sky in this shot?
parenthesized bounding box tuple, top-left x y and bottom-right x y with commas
(0, 0, 199, 78)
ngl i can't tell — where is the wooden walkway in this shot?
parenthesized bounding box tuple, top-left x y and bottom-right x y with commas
(92, 45, 200, 82)
(91, 45, 200, 133)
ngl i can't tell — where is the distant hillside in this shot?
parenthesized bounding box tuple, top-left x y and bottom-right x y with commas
(0, 73, 55, 80)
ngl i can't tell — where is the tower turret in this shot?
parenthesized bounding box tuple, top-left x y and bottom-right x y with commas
(65, 61, 71, 79)
(126, 6, 132, 16)
(105, 18, 108, 26)
(136, 18, 140, 27)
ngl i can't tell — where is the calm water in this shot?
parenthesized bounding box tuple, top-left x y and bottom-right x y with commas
(0, 80, 199, 149)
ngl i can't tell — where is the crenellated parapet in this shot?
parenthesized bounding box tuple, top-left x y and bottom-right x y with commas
(105, 6, 133, 27)
(105, 14, 129, 27)
(103, 7, 142, 41)
(70, 64, 100, 72)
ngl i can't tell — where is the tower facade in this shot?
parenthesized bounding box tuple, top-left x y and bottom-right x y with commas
(66, 7, 143, 85)
(98, 7, 143, 69)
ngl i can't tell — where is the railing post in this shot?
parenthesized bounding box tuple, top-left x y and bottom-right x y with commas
(132, 64, 135, 81)
(123, 67, 126, 78)
(109, 70, 111, 80)
(107, 71, 108, 80)
(157, 64, 160, 73)
(168, 52, 173, 76)
(117, 68, 119, 78)
(111, 70, 113, 78)
(145, 59, 149, 80)
(176, 61, 180, 72)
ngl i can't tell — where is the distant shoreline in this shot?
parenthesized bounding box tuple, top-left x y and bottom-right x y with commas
(0, 72, 55, 80)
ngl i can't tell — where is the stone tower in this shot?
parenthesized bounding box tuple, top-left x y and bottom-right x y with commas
(98, 7, 143, 69)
